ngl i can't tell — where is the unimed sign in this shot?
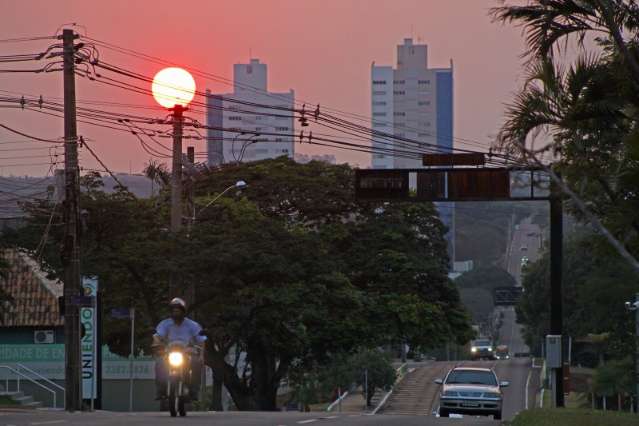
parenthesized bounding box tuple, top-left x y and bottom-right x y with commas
(81, 277, 98, 400)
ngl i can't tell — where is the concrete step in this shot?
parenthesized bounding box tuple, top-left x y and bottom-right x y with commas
(13, 395, 34, 405)
(0, 391, 24, 398)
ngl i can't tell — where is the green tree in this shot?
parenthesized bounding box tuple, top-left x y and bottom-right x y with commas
(517, 232, 636, 358)
(351, 349, 396, 407)
(6, 159, 472, 411)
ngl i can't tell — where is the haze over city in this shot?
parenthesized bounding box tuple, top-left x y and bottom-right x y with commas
(1, 0, 524, 176)
(2, 1, 638, 425)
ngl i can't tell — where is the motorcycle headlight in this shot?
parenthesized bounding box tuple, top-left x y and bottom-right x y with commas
(488, 346, 493, 352)
(471, 347, 477, 353)
(168, 351, 184, 367)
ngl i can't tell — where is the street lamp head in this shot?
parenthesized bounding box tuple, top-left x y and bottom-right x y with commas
(235, 180, 247, 189)
(151, 67, 196, 109)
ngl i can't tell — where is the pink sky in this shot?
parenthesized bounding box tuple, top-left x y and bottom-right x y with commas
(1, 0, 526, 176)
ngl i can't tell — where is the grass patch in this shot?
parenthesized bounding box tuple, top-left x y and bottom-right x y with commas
(509, 408, 639, 426)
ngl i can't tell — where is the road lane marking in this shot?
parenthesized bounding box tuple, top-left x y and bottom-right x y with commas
(525, 368, 532, 410)
(297, 420, 318, 424)
(31, 421, 67, 426)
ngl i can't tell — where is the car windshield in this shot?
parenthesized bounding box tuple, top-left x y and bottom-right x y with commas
(446, 370, 497, 386)
(473, 340, 490, 346)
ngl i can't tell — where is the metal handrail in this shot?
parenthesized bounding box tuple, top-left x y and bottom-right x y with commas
(16, 363, 65, 392)
(371, 362, 409, 415)
(0, 365, 58, 408)
(16, 363, 65, 393)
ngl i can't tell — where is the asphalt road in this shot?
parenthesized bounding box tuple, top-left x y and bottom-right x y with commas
(506, 218, 542, 285)
(0, 409, 498, 426)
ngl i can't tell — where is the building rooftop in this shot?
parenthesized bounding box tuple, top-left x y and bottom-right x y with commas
(0, 249, 63, 327)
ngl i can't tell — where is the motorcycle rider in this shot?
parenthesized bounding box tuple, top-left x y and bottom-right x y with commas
(152, 297, 206, 401)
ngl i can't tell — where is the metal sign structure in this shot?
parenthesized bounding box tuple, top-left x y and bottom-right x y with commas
(423, 153, 485, 167)
(354, 166, 565, 408)
(493, 287, 524, 306)
(355, 168, 551, 202)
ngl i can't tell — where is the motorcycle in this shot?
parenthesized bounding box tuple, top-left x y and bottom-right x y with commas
(164, 341, 197, 417)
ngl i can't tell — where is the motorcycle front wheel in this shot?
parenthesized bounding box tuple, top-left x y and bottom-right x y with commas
(169, 387, 178, 417)
(178, 396, 186, 417)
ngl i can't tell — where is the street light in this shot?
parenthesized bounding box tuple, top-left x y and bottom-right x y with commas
(193, 180, 247, 222)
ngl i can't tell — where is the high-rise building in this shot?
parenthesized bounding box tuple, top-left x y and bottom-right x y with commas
(206, 59, 295, 165)
(371, 38, 455, 261)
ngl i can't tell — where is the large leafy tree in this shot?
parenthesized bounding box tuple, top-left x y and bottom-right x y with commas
(5, 158, 471, 411)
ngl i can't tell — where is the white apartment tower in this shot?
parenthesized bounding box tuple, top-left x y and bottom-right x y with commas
(371, 38, 455, 261)
(206, 59, 295, 165)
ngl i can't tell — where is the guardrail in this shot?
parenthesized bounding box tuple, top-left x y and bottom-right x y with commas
(0, 365, 60, 408)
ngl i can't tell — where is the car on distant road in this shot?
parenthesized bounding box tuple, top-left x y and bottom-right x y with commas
(435, 367, 509, 420)
(470, 339, 494, 360)
(495, 345, 510, 360)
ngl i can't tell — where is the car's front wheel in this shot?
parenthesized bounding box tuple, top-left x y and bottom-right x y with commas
(494, 411, 502, 420)
(439, 409, 449, 417)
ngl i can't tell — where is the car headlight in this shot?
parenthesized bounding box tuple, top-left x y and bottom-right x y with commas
(471, 347, 477, 352)
(443, 391, 458, 397)
(168, 351, 184, 367)
(483, 392, 501, 399)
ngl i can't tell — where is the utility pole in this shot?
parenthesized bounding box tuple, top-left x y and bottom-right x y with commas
(60, 28, 82, 412)
(170, 105, 185, 233)
(169, 105, 185, 297)
(635, 293, 639, 414)
(549, 184, 564, 408)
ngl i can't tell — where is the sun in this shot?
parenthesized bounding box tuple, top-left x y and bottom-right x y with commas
(151, 67, 196, 109)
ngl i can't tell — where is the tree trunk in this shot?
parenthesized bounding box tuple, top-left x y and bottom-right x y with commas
(366, 387, 374, 407)
(205, 344, 255, 410)
(248, 337, 282, 411)
(210, 370, 224, 411)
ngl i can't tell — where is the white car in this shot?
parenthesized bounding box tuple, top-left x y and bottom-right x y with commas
(435, 367, 509, 420)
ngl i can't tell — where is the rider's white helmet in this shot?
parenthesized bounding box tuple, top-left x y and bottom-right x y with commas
(169, 297, 187, 312)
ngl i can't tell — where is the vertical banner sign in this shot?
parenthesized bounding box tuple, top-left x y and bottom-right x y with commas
(81, 277, 98, 400)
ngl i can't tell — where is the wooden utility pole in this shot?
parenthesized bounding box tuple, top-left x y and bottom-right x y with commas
(170, 105, 185, 233)
(60, 28, 82, 412)
(169, 105, 185, 298)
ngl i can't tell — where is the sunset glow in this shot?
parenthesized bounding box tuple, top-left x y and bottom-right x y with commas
(151, 67, 196, 109)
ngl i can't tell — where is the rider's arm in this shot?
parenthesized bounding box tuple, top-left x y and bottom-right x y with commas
(152, 320, 169, 351)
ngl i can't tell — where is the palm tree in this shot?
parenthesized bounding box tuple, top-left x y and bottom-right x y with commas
(491, 0, 639, 84)
(493, 1, 639, 257)
(143, 159, 170, 196)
